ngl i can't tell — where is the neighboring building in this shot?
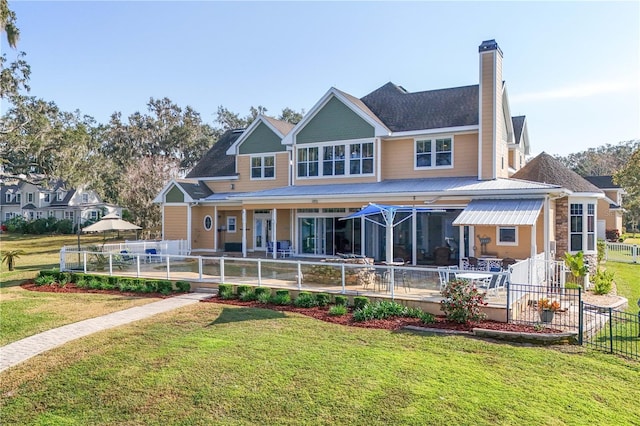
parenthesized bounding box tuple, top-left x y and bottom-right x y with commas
(0, 177, 120, 227)
(154, 39, 603, 268)
(583, 175, 625, 239)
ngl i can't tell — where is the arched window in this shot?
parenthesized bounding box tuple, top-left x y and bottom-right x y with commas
(204, 215, 213, 231)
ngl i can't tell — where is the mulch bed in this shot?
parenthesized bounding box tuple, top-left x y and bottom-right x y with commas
(20, 283, 561, 334)
(201, 296, 562, 334)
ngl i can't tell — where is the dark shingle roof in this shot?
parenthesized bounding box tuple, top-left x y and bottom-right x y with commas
(512, 115, 525, 144)
(584, 176, 620, 189)
(512, 152, 603, 193)
(360, 82, 479, 132)
(186, 129, 243, 178)
(22, 203, 36, 210)
(175, 180, 213, 200)
(49, 189, 76, 206)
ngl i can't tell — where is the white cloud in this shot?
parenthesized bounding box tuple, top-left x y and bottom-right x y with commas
(511, 79, 640, 103)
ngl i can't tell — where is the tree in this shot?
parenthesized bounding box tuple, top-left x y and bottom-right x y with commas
(1, 0, 19, 48)
(554, 140, 639, 176)
(614, 147, 640, 233)
(2, 249, 25, 271)
(278, 107, 304, 125)
(0, 0, 30, 119)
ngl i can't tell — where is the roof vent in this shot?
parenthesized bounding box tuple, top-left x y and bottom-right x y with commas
(478, 39, 502, 55)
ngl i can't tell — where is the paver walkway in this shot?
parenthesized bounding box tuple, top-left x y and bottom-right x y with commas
(0, 292, 212, 373)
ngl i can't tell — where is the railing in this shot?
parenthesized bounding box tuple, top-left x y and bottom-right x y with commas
(605, 242, 639, 264)
(581, 302, 639, 360)
(507, 283, 582, 332)
(62, 240, 189, 256)
(59, 249, 512, 304)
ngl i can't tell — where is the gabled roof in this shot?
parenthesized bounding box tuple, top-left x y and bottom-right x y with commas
(50, 189, 76, 206)
(584, 175, 621, 189)
(175, 180, 213, 200)
(226, 115, 293, 156)
(512, 116, 526, 144)
(187, 129, 243, 179)
(263, 116, 295, 136)
(22, 203, 37, 210)
(512, 152, 603, 194)
(360, 82, 479, 132)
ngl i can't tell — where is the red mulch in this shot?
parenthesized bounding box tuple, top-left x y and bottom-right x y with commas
(201, 296, 562, 334)
(20, 282, 178, 299)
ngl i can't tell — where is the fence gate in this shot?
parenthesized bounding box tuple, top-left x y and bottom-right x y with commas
(580, 302, 639, 360)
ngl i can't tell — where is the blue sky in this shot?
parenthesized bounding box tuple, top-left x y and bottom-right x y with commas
(3, 1, 639, 156)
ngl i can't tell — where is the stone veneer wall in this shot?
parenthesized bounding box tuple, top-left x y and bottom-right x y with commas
(555, 197, 568, 258)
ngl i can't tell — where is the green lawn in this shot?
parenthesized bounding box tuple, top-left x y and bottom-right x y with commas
(1, 302, 639, 425)
(604, 261, 640, 313)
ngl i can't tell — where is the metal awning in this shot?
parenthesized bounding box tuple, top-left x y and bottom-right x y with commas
(452, 199, 544, 226)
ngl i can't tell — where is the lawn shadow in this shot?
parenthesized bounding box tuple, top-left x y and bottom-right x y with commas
(209, 306, 286, 326)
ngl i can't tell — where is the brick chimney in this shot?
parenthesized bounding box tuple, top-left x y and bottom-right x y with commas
(478, 39, 508, 180)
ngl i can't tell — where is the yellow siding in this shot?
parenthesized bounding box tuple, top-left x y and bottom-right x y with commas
(597, 198, 623, 233)
(234, 153, 289, 191)
(203, 180, 236, 193)
(381, 134, 479, 179)
(480, 51, 500, 180)
(164, 206, 188, 240)
(475, 224, 536, 260)
(191, 206, 215, 250)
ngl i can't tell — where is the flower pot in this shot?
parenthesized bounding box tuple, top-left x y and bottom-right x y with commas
(540, 309, 555, 323)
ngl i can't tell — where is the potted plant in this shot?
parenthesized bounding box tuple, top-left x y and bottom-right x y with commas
(538, 298, 560, 323)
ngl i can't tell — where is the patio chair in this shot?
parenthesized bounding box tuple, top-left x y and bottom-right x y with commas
(480, 273, 500, 295)
(437, 266, 451, 291)
(119, 250, 134, 263)
(467, 256, 479, 270)
(448, 265, 459, 281)
(277, 240, 293, 258)
(145, 248, 161, 263)
(502, 257, 516, 270)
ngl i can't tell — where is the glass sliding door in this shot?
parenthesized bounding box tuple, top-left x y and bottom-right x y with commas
(254, 216, 271, 251)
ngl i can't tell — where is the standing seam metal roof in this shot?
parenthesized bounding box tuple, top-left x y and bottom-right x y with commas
(452, 199, 544, 226)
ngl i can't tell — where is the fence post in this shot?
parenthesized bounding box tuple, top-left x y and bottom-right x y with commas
(136, 255, 140, 278)
(60, 247, 66, 271)
(390, 267, 395, 300)
(634, 245, 638, 264)
(83, 252, 87, 274)
(220, 257, 225, 283)
(578, 289, 583, 345)
(506, 281, 511, 322)
(341, 264, 346, 294)
(258, 259, 262, 286)
(166, 255, 171, 280)
(608, 307, 614, 354)
(198, 257, 203, 282)
(297, 262, 302, 290)
(109, 254, 113, 276)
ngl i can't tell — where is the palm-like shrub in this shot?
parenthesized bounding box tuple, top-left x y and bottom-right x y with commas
(2, 249, 26, 271)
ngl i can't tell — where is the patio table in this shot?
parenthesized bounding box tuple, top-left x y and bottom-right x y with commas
(457, 272, 492, 286)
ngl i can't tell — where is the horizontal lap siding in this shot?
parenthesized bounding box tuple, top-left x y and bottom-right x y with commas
(382, 134, 479, 180)
(164, 206, 188, 240)
(235, 153, 289, 192)
(191, 206, 214, 250)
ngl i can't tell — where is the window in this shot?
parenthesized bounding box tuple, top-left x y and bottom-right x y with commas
(27, 192, 34, 203)
(297, 141, 374, 178)
(204, 215, 213, 231)
(44, 193, 50, 203)
(570, 202, 596, 252)
(57, 191, 64, 201)
(64, 211, 74, 220)
(48, 210, 55, 217)
(36, 211, 43, 219)
(297, 147, 319, 177)
(5, 193, 11, 203)
(227, 216, 237, 233)
(89, 210, 98, 220)
(28, 211, 34, 220)
(251, 155, 275, 179)
(415, 137, 453, 168)
(497, 227, 518, 245)
(16, 193, 21, 203)
(82, 193, 89, 203)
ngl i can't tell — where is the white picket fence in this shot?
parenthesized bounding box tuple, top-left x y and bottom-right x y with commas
(605, 242, 639, 263)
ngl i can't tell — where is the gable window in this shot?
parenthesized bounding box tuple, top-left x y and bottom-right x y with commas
(16, 193, 21, 203)
(323, 145, 345, 176)
(251, 155, 275, 179)
(415, 137, 453, 168)
(27, 192, 34, 203)
(349, 142, 374, 175)
(203, 215, 213, 231)
(227, 216, 237, 233)
(82, 193, 89, 203)
(297, 147, 319, 177)
(57, 191, 64, 201)
(44, 193, 50, 203)
(5, 193, 11, 203)
(570, 202, 596, 252)
(497, 227, 518, 245)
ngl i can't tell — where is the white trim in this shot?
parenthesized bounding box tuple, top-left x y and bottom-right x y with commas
(282, 88, 390, 146)
(492, 50, 497, 180)
(226, 115, 288, 156)
(203, 215, 213, 231)
(187, 204, 192, 253)
(152, 179, 196, 204)
(249, 154, 277, 180)
(386, 125, 479, 139)
(413, 136, 454, 170)
(502, 85, 515, 144)
(194, 176, 239, 181)
(227, 216, 237, 233)
(496, 226, 518, 246)
(376, 137, 382, 183)
(295, 139, 375, 180)
(478, 50, 483, 180)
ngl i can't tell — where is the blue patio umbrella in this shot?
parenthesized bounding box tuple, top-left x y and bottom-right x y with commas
(340, 203, 440, 263)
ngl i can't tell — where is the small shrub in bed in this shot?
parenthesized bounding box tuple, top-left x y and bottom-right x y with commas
(314, 293, 331, 307)
(271, 289, 291, 305)
(236, 285, 252, 297)
(75, 276, 89, 289)
(35, 274, 56, 286)
(175, 281, 190, 292)
(592, 269, 614, 295)
(294, 292, 317, 308)
(440, 279, 487, 323)
(334, 295, 348, 307)
(218, 284, 234, 299)
(328, 305, 348, 316)
(353, 304, 376, 322)
(239, 289, 256, 301)
(38, 269, 58, 279)
(353, 296, 369, 311)
(254, 287, 271, 298)
(88, 277, 102, 290)
(256, 291, 271, 304)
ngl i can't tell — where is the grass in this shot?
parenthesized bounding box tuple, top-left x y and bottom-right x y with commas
(1, 303, 638, 425)
(604, 261, 639, 313)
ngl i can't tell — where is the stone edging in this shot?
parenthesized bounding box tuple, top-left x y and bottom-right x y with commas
(403, 325, 578, 345)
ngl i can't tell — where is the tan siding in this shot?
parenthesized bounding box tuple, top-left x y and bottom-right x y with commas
(203, 180, 235, 193)
(234, 153, 289, 192)
(164, 206, 188, 240)
(475, 224, 536, 260)
(191, 206, 215, 250)
(480, 51, 498, 180)
(294, 175, 377, 185)
(381, 134, 479, 179)
(597, 198, 623, 233)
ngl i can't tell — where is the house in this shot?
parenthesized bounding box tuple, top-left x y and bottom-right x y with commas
(154, 39, 603, 271)
(583, 175, 625, 240)
(0, 177, 121, 227)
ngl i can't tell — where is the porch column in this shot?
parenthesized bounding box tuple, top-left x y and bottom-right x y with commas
(272, 208, 277, 259)
(458, 225, 465, 267)
(213, 205, 218, 252)
(411, 207, 417, 266)
(241, 208, 247, 258)
(187, 204, 192, 252)
(544, 196, 550, 263)
(530, 222, 537, 285)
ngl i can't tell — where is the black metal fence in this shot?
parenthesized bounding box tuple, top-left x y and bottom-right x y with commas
(506, 283, 582, 332)
(580, 302, 639, 360)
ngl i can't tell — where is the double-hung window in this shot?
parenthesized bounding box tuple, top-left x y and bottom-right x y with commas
(27, 192, 34, 203)
(570, 202, 596, 252)
(415, 137, 453, 168)
(298, 147, 319, 177)
(322, 145, 345, 176)
(44, 193, 50, 203)
(251, 155, 275, 179)
(349, 142, 374, 175)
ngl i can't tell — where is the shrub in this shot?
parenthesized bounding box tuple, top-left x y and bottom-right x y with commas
(440, 279, 487, 323)
(218, 284, 234, 299)
(605, 229, 620, 242)
(35, 274, 56, 286)
(564, 282, 582, 290)
(419, 312, 435, 324)
(57, 272, 73, 286)
(597, 239, 606, 265)
(55, 219, 74, 234)
(294, 292, 317, 308)
(175, 281, 190, 292)
(592, 269, 614, 295)
(156, 280, 173, 295)
(315, 293, 331, 307)
(117, 278, 135, 292)
(353, 296, 369, 311)
(256, 291, 271, 304)
(236, 285, 252, 297)
(239, 289, 256, 301)
(271, 289, 291, 305)
(88, 277, 102, 290)
(353, 304, 376, 322)
(564, 251, 588, 284)
(328, 305, 348, 316)
(334, 295, 348, 307)
(39, 269, 58, 279)
(254, 287, 271, 298)
(75, 276, 89, 289)
(353, 300, 425, 322)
